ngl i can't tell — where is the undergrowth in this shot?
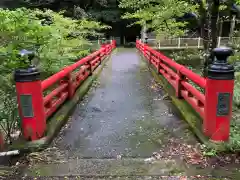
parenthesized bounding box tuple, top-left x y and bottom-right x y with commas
(0, 8, 108, 144)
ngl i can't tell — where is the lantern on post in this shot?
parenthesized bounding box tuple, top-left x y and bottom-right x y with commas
(101, 38, 106, 46)
(14, 49, 46, 141)
(144, 37, 148, 44)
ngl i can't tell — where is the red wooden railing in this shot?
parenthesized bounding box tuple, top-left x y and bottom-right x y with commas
(42, 43, 114, 119)
(15, 40, 116, 141)
(137, 40, 205, 118)
(136, 40, 234, 142)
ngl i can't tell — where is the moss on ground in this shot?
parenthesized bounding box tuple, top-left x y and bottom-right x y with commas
(139, 54, 231, 152)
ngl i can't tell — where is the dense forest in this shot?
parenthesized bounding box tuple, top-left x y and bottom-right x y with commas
(1, 0, 240, 44)
(0, 0, 141, 43)
(1, 0, 240, 46)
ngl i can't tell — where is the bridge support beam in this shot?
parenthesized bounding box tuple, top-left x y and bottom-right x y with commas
(204, 47, 235, 142)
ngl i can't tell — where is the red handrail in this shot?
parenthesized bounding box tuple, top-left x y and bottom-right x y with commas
(136, 40, 205, 119)
(42, 41, 115, 119)
(180, 67, 206, 88)
(41, 50, 100, 91)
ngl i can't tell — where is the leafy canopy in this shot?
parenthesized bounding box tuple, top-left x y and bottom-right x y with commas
(0, 8, 109, 74)
(0, 7, 108, 142)
(119, 0, 198, 37)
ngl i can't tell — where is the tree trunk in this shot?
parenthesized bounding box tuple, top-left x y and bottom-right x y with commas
(201, 1, 211, 77)
(229, 15, 236, 41)
(202, 0, 220, 77)
(218, 18, 223, 37)
(210, 0, 220, 51)
(199, 1, 208, 51)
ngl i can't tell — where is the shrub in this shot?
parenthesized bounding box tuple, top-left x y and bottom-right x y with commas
(0, 8, 109, 144)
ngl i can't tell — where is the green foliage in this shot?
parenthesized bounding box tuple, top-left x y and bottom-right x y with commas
(200, 144, 217, 157)
(0, 7, 108, 143)
(0, 8, 108, 73)
(119, 0, 198, 37)
(233, 75, 240, 106)
(22, 0, 122, 23)
(235, 0, 240, 5)
(227, 118, 240, 151)
(168, 49, 204, 67)
(227, 34, 240, 106)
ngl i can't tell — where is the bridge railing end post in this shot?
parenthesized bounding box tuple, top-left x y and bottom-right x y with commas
(175, 69, 185, 98)
(178, 37, 181, 48)
(67, 73, 75, 98)
(198, 37, 201, 48)
(14, 66, 46, 141)
(204, 47, 235, 142)
(217, 37, 221, 47)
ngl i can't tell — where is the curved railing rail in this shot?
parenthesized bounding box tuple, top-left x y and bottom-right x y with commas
(137, 40, 205, 118)
(136, 40, 234, 142)
(15, 40, 116, 141)
(42, 44, 114, 119)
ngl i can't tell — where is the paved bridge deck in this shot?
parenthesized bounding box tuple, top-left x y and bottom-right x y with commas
(22, 48, 202, 178)
(52, 48, 196, 159)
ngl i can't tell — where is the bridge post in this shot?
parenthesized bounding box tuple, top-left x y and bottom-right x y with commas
(0, 132, 4, 151)
(217, 37, 221, 47)
(204, 47, 235, 142)
(144, 38, 148, 58)
(197, 37, 201, 48)
(143, 43, 146, 58)
(148, 51, 152, 65)
(157, 58, 162, 75)
(101, 43, 106, 57)
(176, 70, 185, 98)
(67, 74, 75, 98)
(178, 38, 181, 48)
(112, 40, 116, 48)
(14, 66, 46, 141)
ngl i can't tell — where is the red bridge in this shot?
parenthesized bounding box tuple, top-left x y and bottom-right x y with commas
(14, 39, 234, 144)
(136, 40, 234, 143)
(9, 38, 237, 177)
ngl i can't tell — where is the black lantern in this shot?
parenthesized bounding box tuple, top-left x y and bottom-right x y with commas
(101, 38, 106, 45)
(18, 49, 40, 67)
(206, 47, 234, 80)
(144, 37, 148, 44)
(14, 50, 41, 83)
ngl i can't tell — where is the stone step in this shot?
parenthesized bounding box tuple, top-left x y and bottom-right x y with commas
(22, 176, 185, 180)
(23, 158, 185, 177)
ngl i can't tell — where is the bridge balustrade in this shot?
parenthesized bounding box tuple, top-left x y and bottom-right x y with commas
(136, 40, 235, 142)
(14, 40, 116, 141)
